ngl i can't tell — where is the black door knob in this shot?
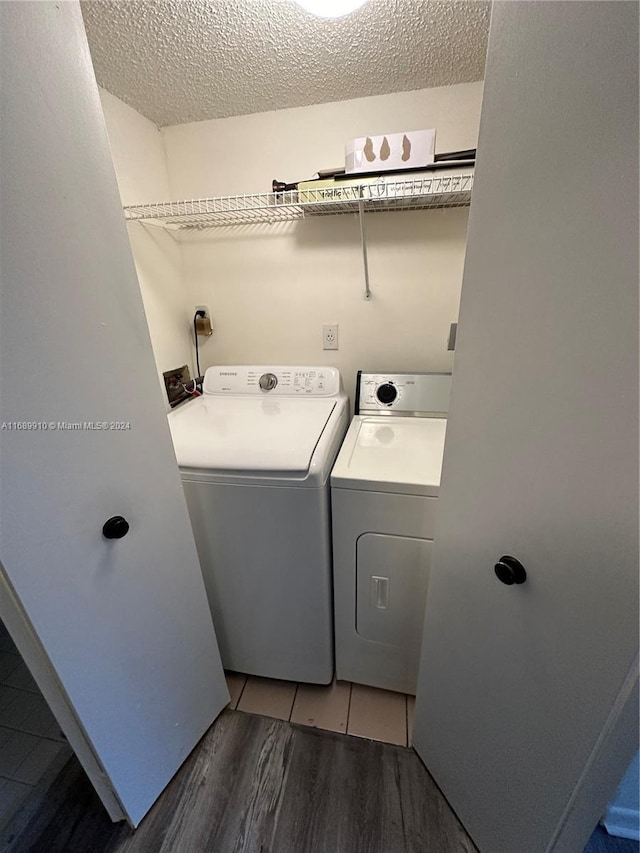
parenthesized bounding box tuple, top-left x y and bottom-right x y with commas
(494, 555, 527, 585)
(103, 516, 130, 540)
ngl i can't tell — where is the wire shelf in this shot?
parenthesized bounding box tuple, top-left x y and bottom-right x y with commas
(122, 172, 473, 229)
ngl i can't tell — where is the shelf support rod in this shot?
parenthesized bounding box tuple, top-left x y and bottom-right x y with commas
(358, 200, 371, 300)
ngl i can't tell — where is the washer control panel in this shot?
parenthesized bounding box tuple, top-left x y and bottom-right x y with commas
(203, 365, 341, 396)
(356, 371, 452, 416)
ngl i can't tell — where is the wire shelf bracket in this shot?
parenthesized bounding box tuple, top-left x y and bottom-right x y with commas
(358, 200, 372, 300)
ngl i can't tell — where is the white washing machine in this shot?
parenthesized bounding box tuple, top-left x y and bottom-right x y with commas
(331, 371, 451, 695)
(168, 365, 349, 684)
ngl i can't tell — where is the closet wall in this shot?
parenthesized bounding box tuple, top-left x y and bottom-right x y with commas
(102, 82, 483, 405)
(100, 89, 191, 401)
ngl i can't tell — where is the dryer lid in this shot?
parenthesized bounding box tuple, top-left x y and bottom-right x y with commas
(331, 415, 447, 496)
(168, 396, 337, 472)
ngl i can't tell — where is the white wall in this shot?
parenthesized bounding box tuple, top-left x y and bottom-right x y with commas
(163, 84, 483, 197)
(162, 83, 483, 405)
(99, 89, 193, 401)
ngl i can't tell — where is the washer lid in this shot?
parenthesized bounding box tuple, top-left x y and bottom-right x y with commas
(168, 396, 337, 472)
(331, 416, 447, 496)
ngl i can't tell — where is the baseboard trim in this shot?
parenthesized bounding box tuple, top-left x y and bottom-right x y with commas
(602, 806, 640, 841)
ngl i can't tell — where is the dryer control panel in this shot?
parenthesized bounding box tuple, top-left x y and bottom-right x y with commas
(356, 371, 451, 416)
(203, 365, 341, 397)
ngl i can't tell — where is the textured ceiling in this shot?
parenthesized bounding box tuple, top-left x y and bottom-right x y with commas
(81, 0, 490, 127)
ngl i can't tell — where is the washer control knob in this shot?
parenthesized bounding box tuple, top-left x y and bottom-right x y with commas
(259, 372, 278, 392)
(376, 382, 397, 406)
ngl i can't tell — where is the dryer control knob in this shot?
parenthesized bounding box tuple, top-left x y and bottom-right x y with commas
(259, 372, 278, 392)
(376, 383, 397, 405)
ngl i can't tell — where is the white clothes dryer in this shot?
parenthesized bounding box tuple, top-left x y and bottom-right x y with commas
(331, 371, 451, 695)
(169, 366, 349, 684)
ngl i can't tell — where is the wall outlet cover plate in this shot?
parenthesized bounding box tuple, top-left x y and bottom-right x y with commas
(323, 324, 339, 350)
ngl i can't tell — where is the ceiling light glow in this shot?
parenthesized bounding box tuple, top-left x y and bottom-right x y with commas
(295, 0, 369, 19)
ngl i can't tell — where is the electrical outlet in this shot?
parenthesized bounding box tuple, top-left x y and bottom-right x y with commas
(195, 304, 210, 319)
(322, 324, 339, 351)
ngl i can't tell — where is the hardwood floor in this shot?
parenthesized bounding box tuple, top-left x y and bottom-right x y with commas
(1, 709, 477, 853)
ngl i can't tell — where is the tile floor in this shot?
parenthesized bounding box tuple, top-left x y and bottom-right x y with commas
(0, 622, 71, 831)
(226, 671, 416, 747)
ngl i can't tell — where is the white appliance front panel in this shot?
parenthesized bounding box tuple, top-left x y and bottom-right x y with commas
(182, 477, 334, 683)
(203, 365, 341, 397)
(169, 396, 336, 472)
(356, 533, 432, 651)
(332, 487, 438, 695)
(331, 416, 447, 496)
